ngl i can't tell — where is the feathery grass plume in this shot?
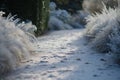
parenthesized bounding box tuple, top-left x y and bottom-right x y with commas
(84, 4, 119, 53)
(82, 0, 118, 14)
(0, 12, 37, 75)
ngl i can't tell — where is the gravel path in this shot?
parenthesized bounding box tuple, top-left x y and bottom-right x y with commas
(5, 29, 120, 80)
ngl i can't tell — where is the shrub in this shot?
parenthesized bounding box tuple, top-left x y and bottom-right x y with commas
(49, 2, 73, 30)
(49, 2, 88, 30)
(48, 16, 73, 30)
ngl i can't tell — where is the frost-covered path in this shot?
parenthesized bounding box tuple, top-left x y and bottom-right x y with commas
(5, 29, 120, 80)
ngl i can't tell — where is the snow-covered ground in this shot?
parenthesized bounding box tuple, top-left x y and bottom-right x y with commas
(4, 29, 120, 80)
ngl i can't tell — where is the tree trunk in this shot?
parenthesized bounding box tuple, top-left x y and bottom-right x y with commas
(35, 0, 50, 36)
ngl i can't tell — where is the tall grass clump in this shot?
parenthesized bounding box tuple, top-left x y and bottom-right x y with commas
(85, 4, 120, 59)
(0, 12, 37, 75)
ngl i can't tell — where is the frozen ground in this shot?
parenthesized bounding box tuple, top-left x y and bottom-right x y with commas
(5, 29, 120, 80)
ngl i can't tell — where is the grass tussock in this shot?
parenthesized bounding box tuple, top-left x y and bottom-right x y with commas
(85, 5, 120, 59)
(0, 13, 37, 75)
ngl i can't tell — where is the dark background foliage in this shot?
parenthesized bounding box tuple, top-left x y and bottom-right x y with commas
(50, 0, 83, 13)
(0, 0, 83, 34)
(0, 0, 37, 24)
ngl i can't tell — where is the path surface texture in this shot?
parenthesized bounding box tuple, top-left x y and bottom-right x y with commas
(5, 29, 120, 80)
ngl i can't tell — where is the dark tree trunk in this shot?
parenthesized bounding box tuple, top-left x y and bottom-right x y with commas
(35, 0, 50, 36)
